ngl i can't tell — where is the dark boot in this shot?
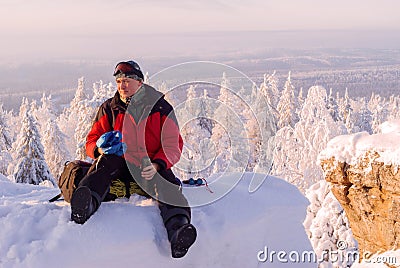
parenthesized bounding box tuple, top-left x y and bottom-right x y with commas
(71, 186, 98, 224)
(165, 215, 197, 258)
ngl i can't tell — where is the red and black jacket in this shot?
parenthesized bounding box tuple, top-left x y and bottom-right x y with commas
(85, 84, 183, 170)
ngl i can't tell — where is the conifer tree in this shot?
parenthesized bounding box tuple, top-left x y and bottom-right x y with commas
(185, 84, 198, 118)
(13, 97, 30, 136)
(0, 105, 12, 175)
(0, 105, 12, 151)
(258, 72, 279, 129)
(42, 118, 71, 178)
(277, 71, 299, 128)
(211, 74, 249, 173)
(218, 72, 231, 104)
(106, 82, 116, 99)
(10, 110, 55, 185)
(369, 93, 389, 133)
(304, 181, 358, 268)
(33, 94, 58, 139)
(326, 88, 342, 122)
(75, 80, 112, 161)
(297, 87, 305, 111)
(353, 99, 373, 134)
(252, 84, 277, 174)
(58, 77, 88, 154)
(74, 100, 98, 161)
(271, 86, 346, 192)
(387, 95, 400, 122)
(92, 80, 107, 103)
(339, 88, 352, 127)
(196, 89, 212, 135)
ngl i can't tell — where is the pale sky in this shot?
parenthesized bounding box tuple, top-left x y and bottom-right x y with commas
(1, 0, 399, 61)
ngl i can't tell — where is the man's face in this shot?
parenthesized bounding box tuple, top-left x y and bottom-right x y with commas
(116, 77, 142, 99)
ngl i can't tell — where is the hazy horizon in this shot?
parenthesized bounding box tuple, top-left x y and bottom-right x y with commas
(1, 0, 400, 62)
(2, 29, 400, 63)
(1, 1, 400, 110)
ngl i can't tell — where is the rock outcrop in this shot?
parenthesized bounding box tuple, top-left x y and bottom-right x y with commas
(321, 151, 400, 256)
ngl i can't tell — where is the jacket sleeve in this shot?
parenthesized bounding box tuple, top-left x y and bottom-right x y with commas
(152, 108, 183, 170)
(85, 104, 113, 159)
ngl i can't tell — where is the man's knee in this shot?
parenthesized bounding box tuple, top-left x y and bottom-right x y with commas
(158, 169, 180, 186)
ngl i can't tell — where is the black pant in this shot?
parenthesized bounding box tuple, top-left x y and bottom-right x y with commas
(78, 154, 191, 224)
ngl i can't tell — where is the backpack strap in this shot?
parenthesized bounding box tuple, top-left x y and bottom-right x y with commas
(49, 193, 62, 202)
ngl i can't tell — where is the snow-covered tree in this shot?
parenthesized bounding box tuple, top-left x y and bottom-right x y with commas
(75, 80, 113, 161)
(0, 105, 12, 175)
(353, 99, 373, 134)
(251, 86, 277, 174)
(32, 94, 58, 138)
(296, 86, 346, 187)
(92, 80, 108, 103)
(30, 99, 39, 118)
(260, 71, 280, 109)
(178, 86, 220, 177)
(243, 102, 263, 171)
(338, 88, 352, 128)
(198, 89, 214, 136)
(12, 97, 30, 136)
(19, 97, 30, 117)
(268, 125, 301, 180)
(74, 101, 99, 161)
(58, 77, 88, 152)
(218, 72, 231, 104)
(210, 74, 250, 173)
(368, 93, 389, 133)
(42, 118, 71, 179)
(257, 72, 280, 133)
(210, 119, 231, 173)
(40, 93, 57, 117)
(304, 180, 358, 268)
(9, 110, 55, 186)
(179, 85, 202, 175)
(184, 84, 198, 119)
(298, 87, 305, 112)
(276, 71, 299, 128)
(0, 105, 12, 151)
(388, 95, 400, 120)
(143, 71, 150, 84)
(272, 86, 346, 192)
(326, 88, 341, 122)
(249, 82, 259, 105)
(106, 82, 116, 99)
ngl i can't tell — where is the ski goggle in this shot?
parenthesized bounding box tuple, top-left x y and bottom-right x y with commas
(113, 61, 143, 81)
(188, 178, 204, 186)
(181, 177, 214, 193)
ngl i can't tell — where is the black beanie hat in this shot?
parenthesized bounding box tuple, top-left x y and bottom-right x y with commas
(113, 60, 144, 81)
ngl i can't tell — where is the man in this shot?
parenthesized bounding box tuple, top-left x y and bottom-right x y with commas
(70, 60, 197, 258)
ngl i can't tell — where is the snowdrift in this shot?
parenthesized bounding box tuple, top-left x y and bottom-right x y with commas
(0, 172, 314, 268)
(319, 119, 400, 166)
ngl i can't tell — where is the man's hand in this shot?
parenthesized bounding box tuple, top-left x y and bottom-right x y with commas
(141, 163, 160, 180)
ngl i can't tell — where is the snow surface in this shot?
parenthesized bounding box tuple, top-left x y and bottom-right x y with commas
(0, 172, 314, 268)
(319, 119, 400, 165)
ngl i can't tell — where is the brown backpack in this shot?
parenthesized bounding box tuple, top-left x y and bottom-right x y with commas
(49, 160, 92, 203)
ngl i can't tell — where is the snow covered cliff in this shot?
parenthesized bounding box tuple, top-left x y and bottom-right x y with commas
(319, 120, 400, 263)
